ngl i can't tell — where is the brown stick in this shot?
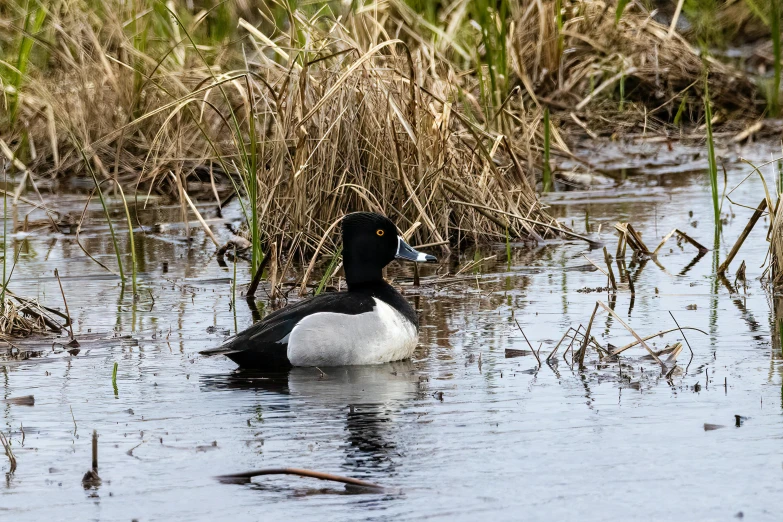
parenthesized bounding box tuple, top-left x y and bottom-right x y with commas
(515, 320, 540, 368)
(547, 327, 575, 362)
(0, 431, 16, 473)
(92, 430, 98, 472)
(54, 269, 77, 345)
(717, 199, 767, 274)
(216, 468, 385, 490)
(246, 246, 273, 299)
(615, 231, 626, 259)
(595, 300, 667, 371)
(603, 247, 617, 291)
(625, 224, 651, 255)
(577, 303, 600, 369)
(674, 229, 709, 255)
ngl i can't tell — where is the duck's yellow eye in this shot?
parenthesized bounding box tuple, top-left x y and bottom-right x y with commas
(376, 229, 385, 237)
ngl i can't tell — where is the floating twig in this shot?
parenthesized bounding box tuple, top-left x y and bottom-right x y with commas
(1, 395, 34, 406)
(216, 468, 385, 491)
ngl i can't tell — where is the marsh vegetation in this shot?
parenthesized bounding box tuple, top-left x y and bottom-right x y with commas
(1, 1, 783, 519)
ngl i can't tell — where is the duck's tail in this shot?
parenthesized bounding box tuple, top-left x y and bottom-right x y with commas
(199, 341, 238, 357)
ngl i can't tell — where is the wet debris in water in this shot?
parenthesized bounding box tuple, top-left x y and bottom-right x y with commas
(704, 416, 749, 431)
(504, 348, 533, 359)
(539, 300, 708, 385)
(0, 430, 16, 473)
(0, 395, 34, 406)
(216, 467, 386, 493)
(576, 286, 612, 293)
(82, 430, 101, 489)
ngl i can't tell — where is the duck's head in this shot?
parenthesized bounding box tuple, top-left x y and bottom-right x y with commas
(342, 212, 437, 286)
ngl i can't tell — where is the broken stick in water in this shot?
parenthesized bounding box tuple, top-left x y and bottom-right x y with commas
(718, 198, 767, 275)
(54, 268, 78, 347)
(577, 303, 600, 369)
(603, 247, 617, 291)
(216, 467, 385, 491)
(515, 319, 541, 368)
(0, 430, 16, 473)
(82, 430, 101, 489)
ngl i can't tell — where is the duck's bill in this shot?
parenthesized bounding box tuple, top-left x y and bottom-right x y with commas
(396, 236, 437, 263)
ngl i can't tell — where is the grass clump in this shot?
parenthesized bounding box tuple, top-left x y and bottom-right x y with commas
(0, 0, 570, 262)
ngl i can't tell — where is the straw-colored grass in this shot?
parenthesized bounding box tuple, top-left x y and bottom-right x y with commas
(1, 0, 779, 265)
(512, 0, 760, 120)
(1, 0, 571, 261)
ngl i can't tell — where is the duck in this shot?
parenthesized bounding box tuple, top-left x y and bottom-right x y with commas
(201, 212, 437, 369)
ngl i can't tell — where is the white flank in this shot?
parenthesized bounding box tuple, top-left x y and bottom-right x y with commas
(287, 298, 418, 367)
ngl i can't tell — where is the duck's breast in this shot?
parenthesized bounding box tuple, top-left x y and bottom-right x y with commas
(286, 298, 418, 367)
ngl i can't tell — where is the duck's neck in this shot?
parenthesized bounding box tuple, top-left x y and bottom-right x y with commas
(346, 279, 418, 329)
(346, 278, 388, 294)
(343, 256, 383, 289)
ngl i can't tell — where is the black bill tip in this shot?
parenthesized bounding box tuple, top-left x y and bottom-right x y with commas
(396, 236, 438, 264)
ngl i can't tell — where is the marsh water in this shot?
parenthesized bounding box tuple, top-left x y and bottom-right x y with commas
(2, 139, 783, 521)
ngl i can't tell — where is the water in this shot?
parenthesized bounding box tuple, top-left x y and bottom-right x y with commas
(2, 139, 783, 521)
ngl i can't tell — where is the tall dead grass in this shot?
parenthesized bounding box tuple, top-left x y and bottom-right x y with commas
(1, 0, 572, 260)
(512, 0, 761, 120)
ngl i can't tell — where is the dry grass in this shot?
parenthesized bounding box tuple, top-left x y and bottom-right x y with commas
(0, 295, 63, 342)
(1, 0, 576, 261)
(0, 0, 779, 266)
(512, 0, 760, 121)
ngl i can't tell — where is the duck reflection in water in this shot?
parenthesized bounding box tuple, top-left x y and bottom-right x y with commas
(202, 361, 420, 474)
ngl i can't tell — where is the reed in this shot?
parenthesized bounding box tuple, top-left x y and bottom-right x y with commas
(505, 225, 512, 266)
(114, 183, 137, 293)
(1, 162, 6, 312)
(7, 3, 46, 127)
(316, 248, 343, 296)
(543, 108, 553, 192)
(703, 76, 721, 231)
(470, 0, 510, 120)
(616, 0, 632, 23)
(74, 137, 126, 283)
(771, 0, 781, 116)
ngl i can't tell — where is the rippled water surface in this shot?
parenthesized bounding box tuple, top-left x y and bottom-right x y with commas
(2, 140, 783, 521)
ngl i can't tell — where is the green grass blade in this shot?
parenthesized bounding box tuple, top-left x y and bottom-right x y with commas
(703, 76, 720, 231)
(615, 0, 631, 23)
(316, 247, 342, 296)
(73, 135, 126, 283)
(9, 4, 47, 125)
